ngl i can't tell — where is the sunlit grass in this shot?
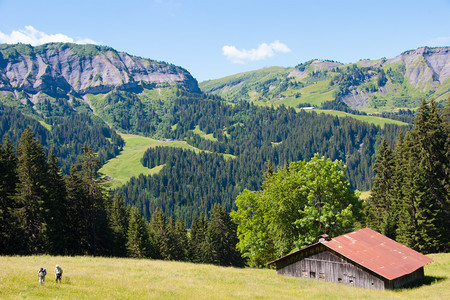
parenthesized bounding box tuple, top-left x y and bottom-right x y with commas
(192, 125, 218, 142)
(0, 254, 447, 299)
(100, 134, 205, 189)
(313, 109, 409, 128)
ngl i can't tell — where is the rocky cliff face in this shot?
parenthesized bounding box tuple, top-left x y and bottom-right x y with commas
(387, 47, 450, 91)
(0, 43, 200, 97)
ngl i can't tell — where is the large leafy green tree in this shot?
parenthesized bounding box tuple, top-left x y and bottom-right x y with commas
(231, 154, 361, 267)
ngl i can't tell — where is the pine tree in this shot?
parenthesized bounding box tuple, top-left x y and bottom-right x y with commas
(393, 133, 414, 247)
(205, 203, 244, 267)
(0, 136, 18, 254)
(45, 148, 69, 255)
(65, 165, 88, 255)
(78, 144, 113, 256)
(14, 128, 50, 254)
(189, 213, 208, 263)
(366, 139, 395, 238)
(165, 216, 177, 260)
(410, 99, 448, 252)
(110, 193, 130, 257)
(126, 206, 151, 258)
(173, 217, 188, 261)
(150, 207, 167, 259)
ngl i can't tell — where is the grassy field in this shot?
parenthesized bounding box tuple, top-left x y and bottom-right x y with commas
(0, 254, 447, 299)
(100, 134, 206, 189)
(313, 109, 409, 128)
(192, 125, 218, 142)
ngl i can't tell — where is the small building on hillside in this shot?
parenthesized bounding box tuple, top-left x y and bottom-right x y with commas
(268, 228, 433, 290)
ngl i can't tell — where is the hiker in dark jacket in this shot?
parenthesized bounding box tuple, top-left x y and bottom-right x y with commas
(38, 268, 46, 285)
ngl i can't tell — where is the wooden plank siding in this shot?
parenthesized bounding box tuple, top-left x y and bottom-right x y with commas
(389, 267, 424, 289)
(275, 245, 385, 290)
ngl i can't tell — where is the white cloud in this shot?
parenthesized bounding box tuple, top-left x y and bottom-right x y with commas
(222, 40, 291, 64)
(425, 36, 450, 47)
(0, 26, 97, 46)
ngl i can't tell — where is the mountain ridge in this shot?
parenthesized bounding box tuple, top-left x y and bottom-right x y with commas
(0, 43, 200, 99)
(200, 46, 450, 111)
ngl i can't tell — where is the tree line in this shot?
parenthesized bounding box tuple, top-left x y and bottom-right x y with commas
(0, 129, 243, 266)
(0, 103, 124, 174)
(365, 99, 449, 253)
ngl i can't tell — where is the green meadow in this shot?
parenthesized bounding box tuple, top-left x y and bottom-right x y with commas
(0, 254, 447, 299)
(100, 134, 205, 189)
(313, 109, 409, 128)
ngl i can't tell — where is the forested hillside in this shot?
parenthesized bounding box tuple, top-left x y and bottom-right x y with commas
(0, 43, 422, 226)
(116, 91, 407, 224)
(0, 103, 124, 173)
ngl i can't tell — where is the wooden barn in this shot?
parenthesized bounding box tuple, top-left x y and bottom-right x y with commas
(268, 228, 433, 290)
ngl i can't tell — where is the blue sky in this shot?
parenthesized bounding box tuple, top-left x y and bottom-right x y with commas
(1, 0, 449, 82)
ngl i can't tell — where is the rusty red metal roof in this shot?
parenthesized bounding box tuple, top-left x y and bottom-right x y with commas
(321, 228, 433, 280)
(268, 228, 433, 280)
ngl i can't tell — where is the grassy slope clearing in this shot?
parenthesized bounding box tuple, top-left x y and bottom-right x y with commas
(0, 254, 447, 299)
(313, 109, 409, 128)
(100, 134, 206, 189)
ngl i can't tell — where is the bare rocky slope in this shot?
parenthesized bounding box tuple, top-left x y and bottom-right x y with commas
(0, 43, 200, 97)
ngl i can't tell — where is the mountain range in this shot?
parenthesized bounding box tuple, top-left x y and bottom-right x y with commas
(1, 42, 447, 223)
(200, 47, 449, 111)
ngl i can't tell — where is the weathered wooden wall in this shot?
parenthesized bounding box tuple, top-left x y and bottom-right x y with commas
(276, 247, 385, 290)
(390, 267, 424, 289)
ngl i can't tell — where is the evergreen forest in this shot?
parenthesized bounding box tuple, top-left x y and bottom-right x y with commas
(1, 99, 447, 264)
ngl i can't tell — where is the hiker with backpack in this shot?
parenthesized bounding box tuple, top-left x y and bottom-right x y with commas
(38, 268, 46, 285)
(55, 265, 63, 283)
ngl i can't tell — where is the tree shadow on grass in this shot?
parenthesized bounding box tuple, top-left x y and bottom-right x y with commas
(397, 275, 447, 290)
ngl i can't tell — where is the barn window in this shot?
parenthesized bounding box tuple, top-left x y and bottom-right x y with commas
(310, 271, 316, 278)
(319, 273, 325, 279)
(338, 278, 342, 283)
(302, 271, 308, 277)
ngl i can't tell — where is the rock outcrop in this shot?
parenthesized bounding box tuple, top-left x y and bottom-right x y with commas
(0, 43, 200, 97)
(386, 47, 450, 91)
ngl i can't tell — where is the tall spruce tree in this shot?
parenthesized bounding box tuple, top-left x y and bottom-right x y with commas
(126, 206, 151, 258)
(393, 133, 414, 247)
(165, 216, 178, 260)
(110, 193, 130, 257)
(45, 148, 69, 255)
(79, 144, 113, 256)
(150, 207, 167, 259)
(410, 100, 448, 252)
(205, 203, 244, 267)
(366, 139, 396, 238)
(14, 128, 50, 254)
(172, 217, 188, 261)
(0, 136, 18, 254)
(189, 213, 208, 263)
(65, 164, 88, 255)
